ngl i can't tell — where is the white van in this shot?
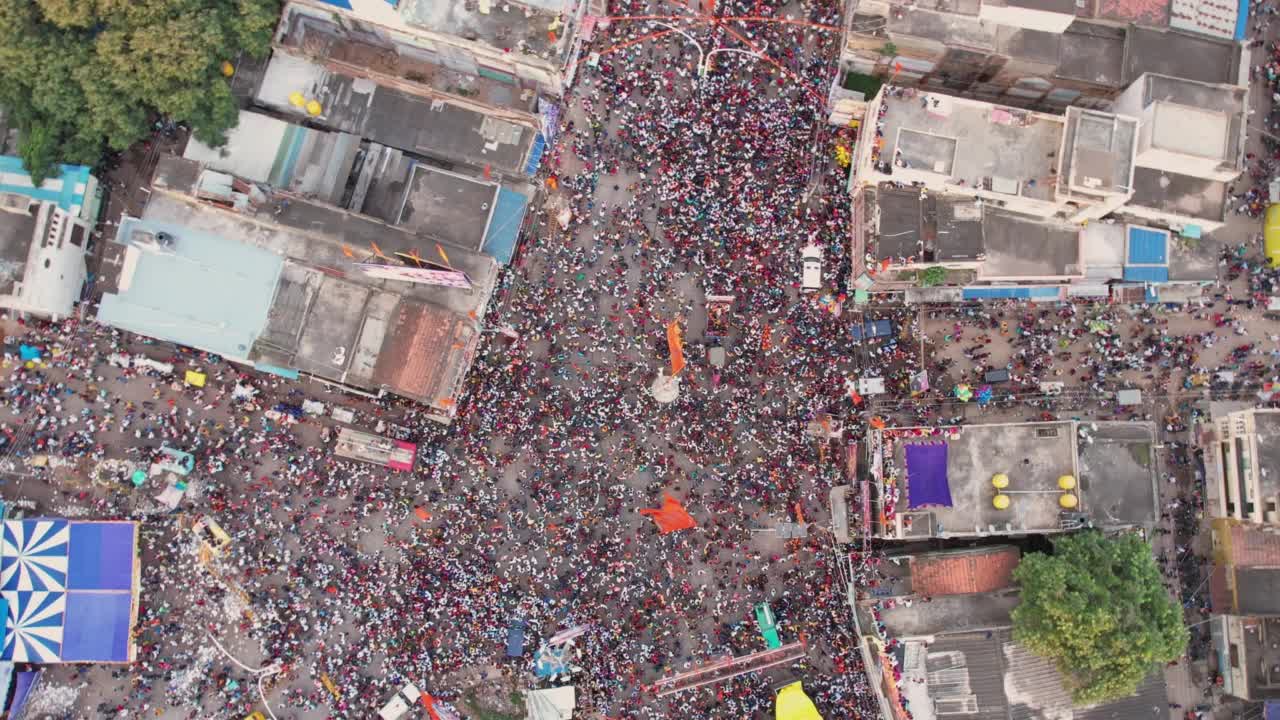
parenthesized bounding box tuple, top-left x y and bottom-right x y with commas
(801, 245, 822, 292)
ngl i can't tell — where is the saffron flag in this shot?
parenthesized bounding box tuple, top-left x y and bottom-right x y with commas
(762, 323, 772, 351)
(667, 321, 686, 376)
(639, 493, 697, 534)
(436, 243, 451, 268)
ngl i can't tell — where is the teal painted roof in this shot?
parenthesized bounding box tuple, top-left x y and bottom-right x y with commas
(97, 218, 283, 360)
(0, 155, 94, 215)
(481, 187, 528, 265)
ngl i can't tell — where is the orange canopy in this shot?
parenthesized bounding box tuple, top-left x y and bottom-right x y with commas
(640, 493, 696, 533)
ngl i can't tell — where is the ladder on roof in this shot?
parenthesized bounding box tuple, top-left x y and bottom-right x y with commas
(650, 641, 807, 697)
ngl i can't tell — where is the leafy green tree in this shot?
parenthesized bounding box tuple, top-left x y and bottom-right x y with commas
(1012, 531, 1187, 706)
(0, 0, 281, 182)
(918, 266, 947, 287)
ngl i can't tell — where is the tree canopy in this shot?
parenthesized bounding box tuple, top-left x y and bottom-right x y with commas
(1011, 530, 1187, 706)
(0, 0, 280, 183)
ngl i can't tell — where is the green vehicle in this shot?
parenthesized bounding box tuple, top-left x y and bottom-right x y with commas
(755, 602, 781, 650)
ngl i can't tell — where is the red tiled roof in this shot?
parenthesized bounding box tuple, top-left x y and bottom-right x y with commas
(1209, 565, 1231, 613)
(372, 300, 475, 405)
(1227, 524, 1280, 567)
(910, 547, 1020, 597)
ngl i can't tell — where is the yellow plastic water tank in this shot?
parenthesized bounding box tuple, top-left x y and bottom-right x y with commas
(991, 473, 1009, 489)
(305, 100, 323, 116)
(1057, 475, 1077, 490)
(288, 91, 305, 107)
(993, 494, 1011, 510)
(1059, 493, 1078, 509)
(221, 61, 235, 77)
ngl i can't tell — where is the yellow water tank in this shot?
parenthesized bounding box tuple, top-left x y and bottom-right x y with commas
(991, 473, 1009, 489)
(288, 91, 305, 107)
(1057, 475, 1077, 490)
(1059, 493, 1078, 509)
(221, 61, 235, 77)
(993, 494, 1011, 510)
(306, 100, 323, 116)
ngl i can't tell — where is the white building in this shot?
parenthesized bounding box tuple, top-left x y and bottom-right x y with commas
(0, 196, 89, 320)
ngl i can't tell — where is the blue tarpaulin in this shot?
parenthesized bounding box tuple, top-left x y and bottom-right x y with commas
(481, 188, 529, 265)
(524, 133, 547, 176)
(1127, 227, 1168, 265)
(1123, 266, 1170, 283)
(8, 669, 38, 719)
(905, 443, 953, 508)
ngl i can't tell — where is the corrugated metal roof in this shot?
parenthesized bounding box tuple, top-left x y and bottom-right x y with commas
(1227, 523, 1280, 567)
(926, 632, 1010, 720)
(1074, 672, 1167, 720)
(1003, 637, 1073, 720)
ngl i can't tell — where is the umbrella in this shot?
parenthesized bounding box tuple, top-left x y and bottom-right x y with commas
(954, 384, 973, 402)
(976, 385, 993, 405)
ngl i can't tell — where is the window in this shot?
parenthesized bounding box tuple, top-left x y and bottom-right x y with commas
(1230, 642, 1240, 668)
(69, 225, 85, 248)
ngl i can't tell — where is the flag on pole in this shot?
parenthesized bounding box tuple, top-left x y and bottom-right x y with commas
(341, 244, 354, 258)
(761, 323, 772, 351)
(639, 493, 697, 533)
(371, 242, 388, 259)
(436, 243, 452, 268)
(666, 320, 686, 376)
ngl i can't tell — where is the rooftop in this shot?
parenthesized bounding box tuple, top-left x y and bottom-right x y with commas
(97, 217, 284, 362)
(877, 421, 1078, 538)
(0, 155, 96, 219)
(874, 91, 1061, 201)
(1235, 569, 1280, 615)
(393, 164, 498, 249)
(277, 6, 540, 115)
(874, 185, 923, 262)
(1223, 523, 1280, 568)
(980, 211, 1081, 279)
(1076, 422, 1160, 528)
(1129, 166, 1227, 222)
(872, 186, 985, 264)
(0, 205, 37, 296)
(866, 591, 1022, 637)
(1059, 107, 1138, 196)
(1124, 26, 1241, 87)
(183, 110, 360, 206)
(1256, 411, 1280, 501)
(1233, 615, 1280, 697)
(908, 546, 1021, 597)
(255, 50, 536, 176)
(399, 0, 572, 62)
(150, 156, 498, 318)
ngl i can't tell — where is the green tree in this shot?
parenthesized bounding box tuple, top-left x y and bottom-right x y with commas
(1011, 531, 1187, 705)
(0, 0, 281, 181)
(918, 266, 947, 287)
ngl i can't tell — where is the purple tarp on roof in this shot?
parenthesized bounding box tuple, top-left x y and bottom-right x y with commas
(905, 443, 953, 508)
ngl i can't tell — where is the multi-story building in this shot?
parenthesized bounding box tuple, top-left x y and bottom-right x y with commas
(1203, 407, 1280, 524)
(1212, 614, 1280, 702)
(0, 197, 90, 321)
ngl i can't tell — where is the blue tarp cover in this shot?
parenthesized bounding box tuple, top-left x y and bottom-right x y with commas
(1127, 227, 1168, 265)
(905, 443, 953, 508)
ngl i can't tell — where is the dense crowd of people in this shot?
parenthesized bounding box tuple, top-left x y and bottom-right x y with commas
(6, 0, 1280, 716)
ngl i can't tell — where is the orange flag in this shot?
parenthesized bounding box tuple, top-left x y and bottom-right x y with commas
(761, 323, 772, 351)
(666, 320, 686, 376)
(341, 244, 354, 258)
(371, 242, 388, 259)
(436, 243, 451, 268)
(639, 493, 697, 533)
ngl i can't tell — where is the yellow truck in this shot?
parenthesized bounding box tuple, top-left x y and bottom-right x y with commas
(776, 681, 822, 720)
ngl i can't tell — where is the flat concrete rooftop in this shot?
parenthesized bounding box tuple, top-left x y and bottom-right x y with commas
(396, 164, 497, 250)
(149, 156, 497, 319)
(981, 211, 1080, 279)
(862, 590, 1021, 637)
(884, 421, 1078, 537)
(1125, 26, 1240, 87)
(1130, 166, 1226, 222)
(877, 92, 1061, 199)
(400, 0, 571, 62)
(255, 50, 534, 176)
(1077, 422, 1159, 528)
(1256, 412, 1280, 502)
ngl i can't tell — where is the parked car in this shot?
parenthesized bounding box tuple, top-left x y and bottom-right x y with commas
(800, 245, 822, 292)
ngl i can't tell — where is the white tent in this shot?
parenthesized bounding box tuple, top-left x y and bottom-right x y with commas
(526, 686, 576, 720)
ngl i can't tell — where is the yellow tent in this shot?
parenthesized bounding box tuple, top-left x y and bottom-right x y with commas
(184, 370, 206, 388)
(776, 681, 822, 720)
